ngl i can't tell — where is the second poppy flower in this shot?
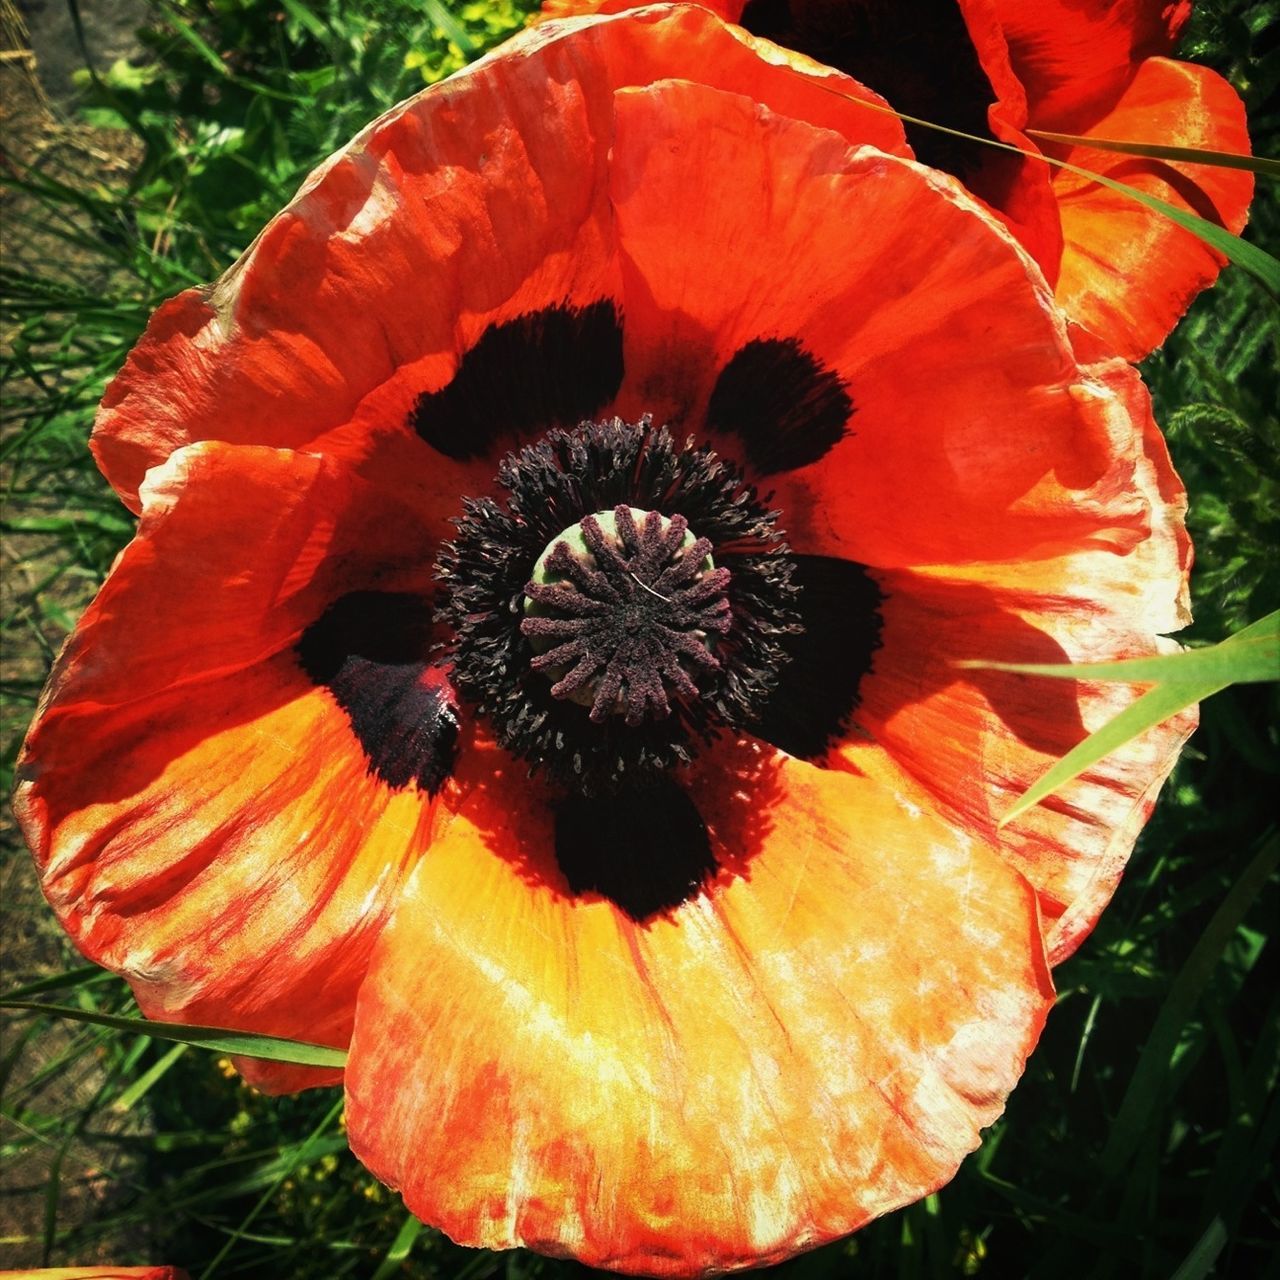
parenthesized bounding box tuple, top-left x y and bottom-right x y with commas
(539, 0, 1255, 360)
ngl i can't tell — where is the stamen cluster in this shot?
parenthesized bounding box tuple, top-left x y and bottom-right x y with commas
(435, 418, 801, 792)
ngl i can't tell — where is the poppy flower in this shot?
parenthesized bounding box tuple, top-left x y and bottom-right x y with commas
(540, 0, 1254, 361)
(17, 8, 1194, 1275)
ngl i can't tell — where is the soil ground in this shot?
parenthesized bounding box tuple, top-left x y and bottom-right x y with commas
(1, 3, 152, 1266)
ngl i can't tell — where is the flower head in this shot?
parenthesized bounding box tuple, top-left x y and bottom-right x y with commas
(18, 8, 1195, 1274)
(540, 0, 1255, 359)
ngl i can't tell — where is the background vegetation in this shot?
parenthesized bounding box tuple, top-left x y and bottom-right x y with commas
(1, 0, 1276, 1275)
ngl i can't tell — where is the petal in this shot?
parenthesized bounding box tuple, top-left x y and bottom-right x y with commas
(345, 740, 1053, 1274)
(1048, 57, 1254, 361)
(33, 443, 435, 710)
(837, 352, 1195, 963)
(958, 0, 1064, 278)
(993, 0, 1190, 126)
(93, 5, 906, 511)
(544, 0, 1064, 274)
(849, 575, 1195, 965)
(15, 444, 448, 1091)
(607, 78, 1126, 568)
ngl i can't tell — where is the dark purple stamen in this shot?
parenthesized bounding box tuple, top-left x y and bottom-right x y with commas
(522, 506, 731, 726)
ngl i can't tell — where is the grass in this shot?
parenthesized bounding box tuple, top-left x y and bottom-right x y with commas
(1, 0, 1277, 1276)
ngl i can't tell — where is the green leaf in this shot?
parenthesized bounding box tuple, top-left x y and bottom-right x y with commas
(1170, 1217, 1230, 1280)
(957, 610, 1279, 687)
(0, 1000, 347, 1068)
(423, 0, 478, 53)
(1026, 129, 1279, 179)
(1101, 836, 1280, 1178)
(371, 1214, 426, 1280)
(0, 963, 117, 1001)
(977, 613, 1278, 826)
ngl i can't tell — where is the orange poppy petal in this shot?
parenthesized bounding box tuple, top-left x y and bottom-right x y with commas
(92, 5, 906, 512)
(345, 740, 1053, 1274)
(606, 77, 1127, 569)
(993, 0, 1190, 127)
(15, 444, 448, 1091)
(839, 349, 1193, 963)
(850, 570, 1195, 966)
(947, 0, 1062, 277)
(1048, 56, 1254, 361)
(35, 444, 435, 711)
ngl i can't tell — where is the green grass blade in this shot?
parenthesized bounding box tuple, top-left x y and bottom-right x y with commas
(1100, 835, 1280, 1177)
(1, 1001, 347, 1068)
(0, 964, 117, 1001)
(959, 610, 1279, 686)
(999, 678, 1216, 827)
(1170, 1218, 1230, 1280)
(199, 1097, 345, 1280)
(988, 613, 1277, 825)
(277, 0, 331, 41)
(423, 0, 478, 54)
(1026, 129, 1279, 178)
(155, 2, 232, 76)
(110, 1042, 189, 1113)
(370, 1213, 426, 1280)
(1048, 160, 1278, 292)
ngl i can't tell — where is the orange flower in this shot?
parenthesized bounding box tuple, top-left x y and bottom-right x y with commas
(17, 11, 1194, 1274)
(540, 0, 1254, 360)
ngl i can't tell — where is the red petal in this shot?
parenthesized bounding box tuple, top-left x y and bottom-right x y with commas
(345, 739, 1052, 1274)
(954, 0, 1063, 278)
(93, 6, 906, 511)
(15, 444, 443, 1091)
(838, 347, 1194, 962)
(993, 0, 1191, 126)
(782, 237, 1177, 571)
(605, 78, 1119, 569)
(1048, 57, 1254, 360)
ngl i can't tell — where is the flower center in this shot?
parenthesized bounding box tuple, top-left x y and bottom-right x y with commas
(435, 418, 801, 793)
(521, 506, 731, 725)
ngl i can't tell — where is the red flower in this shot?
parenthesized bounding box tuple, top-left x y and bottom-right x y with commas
(17, 10, 1194, 1274)
(539, 0, 1255, 360)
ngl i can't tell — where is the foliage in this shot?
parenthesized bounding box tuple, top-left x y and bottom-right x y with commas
(1, 1, 1276, 1277)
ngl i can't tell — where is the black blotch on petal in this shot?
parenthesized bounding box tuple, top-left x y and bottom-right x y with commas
(554, 779, 717, 921)
(706, 337, 852, 475)
(297, 591, 458, 794)
(410, 300, 625, 462)
(752, 555, 883, 760)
